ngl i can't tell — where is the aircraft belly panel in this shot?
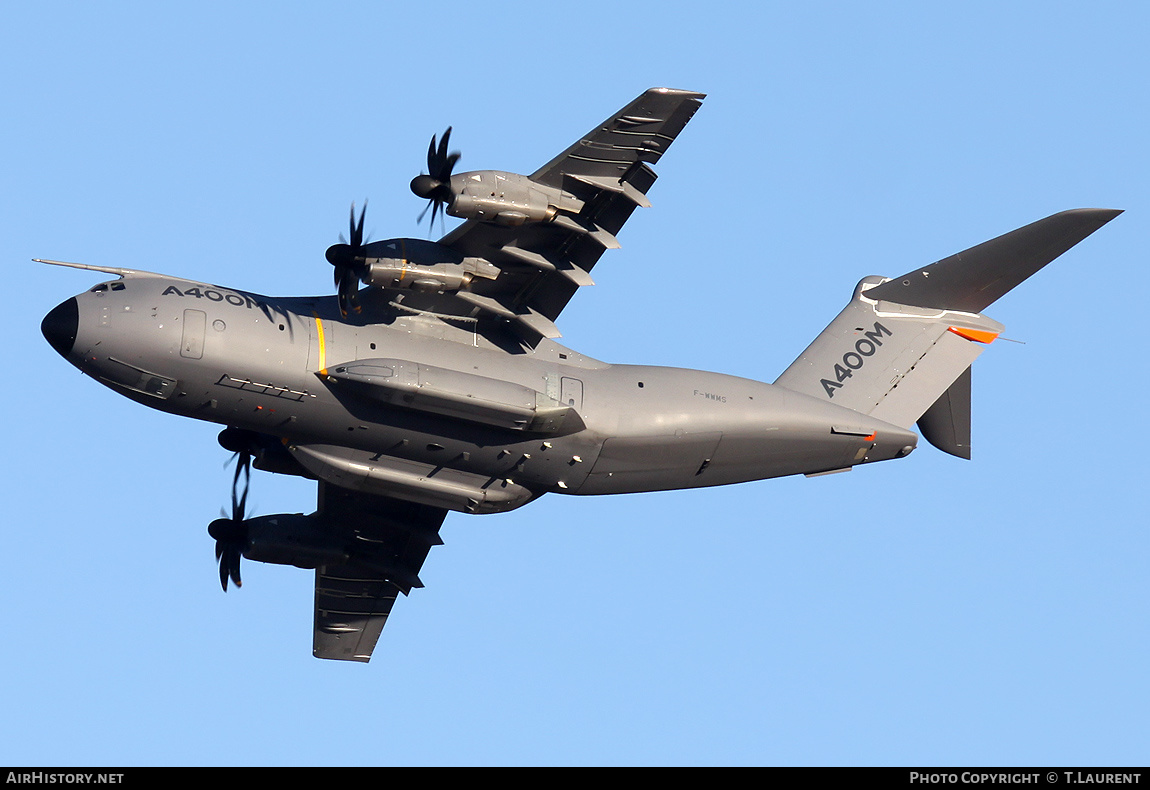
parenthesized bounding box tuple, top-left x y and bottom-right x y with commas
(579, 431, 723, 494)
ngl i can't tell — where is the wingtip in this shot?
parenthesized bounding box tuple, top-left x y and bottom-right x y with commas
(649, 87, 707, 99)
(1058, 207, 1123, 223)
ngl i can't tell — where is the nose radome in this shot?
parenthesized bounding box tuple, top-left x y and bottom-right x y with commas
(41, 297, 78, 357)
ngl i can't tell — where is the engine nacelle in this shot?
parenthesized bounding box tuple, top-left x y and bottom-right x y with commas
(241, 514, 348, 569)
(358, 238, 497, 293)
(366, 261, 472, 293)
(217, 428, 311, 479)
(238, 513, 425, 592)
(446, 171, 576, 226)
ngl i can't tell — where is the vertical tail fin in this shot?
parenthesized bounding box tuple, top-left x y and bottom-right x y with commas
(916, 366, 972, 459)
(774, 209, 1120, 456)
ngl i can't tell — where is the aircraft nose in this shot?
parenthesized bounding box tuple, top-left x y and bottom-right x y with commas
(41, 297, 78, 357)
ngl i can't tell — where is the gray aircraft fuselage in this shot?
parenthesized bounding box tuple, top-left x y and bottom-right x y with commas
(42, 271, 917, 514)
(35, 82, 1118, 662)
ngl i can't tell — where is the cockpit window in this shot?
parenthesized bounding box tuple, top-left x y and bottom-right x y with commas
(111, 282, 125, 291)
(89, 282, 125, 293)
(90, 284, 108, 292)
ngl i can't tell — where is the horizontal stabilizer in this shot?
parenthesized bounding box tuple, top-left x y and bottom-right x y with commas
(863, 208, 1121, 312)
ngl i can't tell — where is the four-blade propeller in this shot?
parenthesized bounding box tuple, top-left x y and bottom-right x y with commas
(410, 127, 460, 231)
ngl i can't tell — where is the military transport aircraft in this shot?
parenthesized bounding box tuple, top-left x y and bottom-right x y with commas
(39, 88, 1120, 662)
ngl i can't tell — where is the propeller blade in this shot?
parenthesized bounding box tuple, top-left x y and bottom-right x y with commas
(326, 202, 369, 317)
(225, 545, 242, 590)
(417, 199, 433, 224)
(209, 516, 246, 592)
(210, 443, 254, 591)
(233, 453, 250, 521)
(434, 127, 453, 177)
(414, 128, 460, 234)
(213, 540, 242, 592)
(219, 550, 231, 591)
(442, 151, 460, 179)
(336, 266, 361, 317)
(350, 201, 366, 248)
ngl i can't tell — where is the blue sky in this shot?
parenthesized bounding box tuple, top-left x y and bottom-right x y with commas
(3, 1, 1147, 766)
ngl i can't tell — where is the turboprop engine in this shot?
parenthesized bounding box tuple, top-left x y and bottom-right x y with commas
(434, 170, 560, 225)
(409, 127, 579, 227)
(327, 234, 499, 302)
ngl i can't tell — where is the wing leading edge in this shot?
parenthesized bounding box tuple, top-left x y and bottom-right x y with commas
(312, 482, 447, 662)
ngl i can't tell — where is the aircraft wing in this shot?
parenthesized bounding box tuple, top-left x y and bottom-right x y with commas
(312, 482, 447, 662)
(437, 87, 705, 345)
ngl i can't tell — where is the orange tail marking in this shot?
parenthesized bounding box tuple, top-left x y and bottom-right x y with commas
(948, 326, 999, 344)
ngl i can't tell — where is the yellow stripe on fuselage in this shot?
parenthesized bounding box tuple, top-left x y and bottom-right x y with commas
(314, 314, 328, 375)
